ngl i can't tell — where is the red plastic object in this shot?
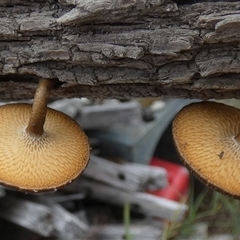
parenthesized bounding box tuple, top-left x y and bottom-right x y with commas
(149, 157, 189, 202)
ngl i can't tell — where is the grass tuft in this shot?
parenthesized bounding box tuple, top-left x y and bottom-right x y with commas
(163, 177, 240, 239)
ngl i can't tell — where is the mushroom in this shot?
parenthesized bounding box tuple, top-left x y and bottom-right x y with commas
(0, 78, 90, 192)
(172, 101, 240, 198)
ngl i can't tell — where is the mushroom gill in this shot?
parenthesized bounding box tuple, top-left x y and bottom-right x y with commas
(0, 79, 90, 192)
(172, 101, 240, 198)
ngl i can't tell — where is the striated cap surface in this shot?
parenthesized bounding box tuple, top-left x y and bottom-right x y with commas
(173, 101, 240, 198)
(0, 103, 90, 192)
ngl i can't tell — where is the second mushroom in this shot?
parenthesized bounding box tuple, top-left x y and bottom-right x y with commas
(173, 101, 240, 198)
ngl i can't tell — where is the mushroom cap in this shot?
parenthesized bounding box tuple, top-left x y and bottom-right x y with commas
(0, 103, 90, 192)
(172, 101, 240, 198)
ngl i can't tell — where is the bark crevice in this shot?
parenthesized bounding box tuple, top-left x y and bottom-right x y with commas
(0, 0, 240, 100)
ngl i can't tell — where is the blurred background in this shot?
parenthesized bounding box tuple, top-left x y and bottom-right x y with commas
(0, 98, 240, 240)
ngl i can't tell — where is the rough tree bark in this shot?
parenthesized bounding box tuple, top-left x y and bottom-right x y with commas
(1, 0, 240, 100)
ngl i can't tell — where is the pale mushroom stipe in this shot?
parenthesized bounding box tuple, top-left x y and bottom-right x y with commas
(0, 79, 90, 192)
(172, 101, 240, 199)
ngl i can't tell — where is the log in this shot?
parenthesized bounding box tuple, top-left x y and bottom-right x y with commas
(66, 178, 188, 222)
(51, 203, 89, 240)
(0, 195, 89, 239)
(49, 98, 142, 129)
(0, 1, 240, 100)
(0, 196, 54, 237)
(86, 223, 163, 240)
(82, 155, 168, 191)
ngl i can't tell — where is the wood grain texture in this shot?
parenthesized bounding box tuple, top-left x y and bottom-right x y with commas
(1, 0, 240, 100)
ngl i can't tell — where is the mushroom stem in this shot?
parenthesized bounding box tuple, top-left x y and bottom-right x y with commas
(26, 79, 57, 137)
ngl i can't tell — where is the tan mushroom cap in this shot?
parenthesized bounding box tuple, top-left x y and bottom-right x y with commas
(172, 101, 240, 198)
(0, 103, 89, 192)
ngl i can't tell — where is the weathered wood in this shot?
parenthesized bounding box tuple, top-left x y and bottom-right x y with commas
(0, 196, 54, 237)
(82, 155, 168, 191)
(51, 203, 89, 240)
(0, 1, 240, 100)
(86, 223, 163, 240)
(49, 98, 142, 129)
(66, 178, 188, 222)
(43, 192, 87, 203)
(0, 196, 89, 238)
